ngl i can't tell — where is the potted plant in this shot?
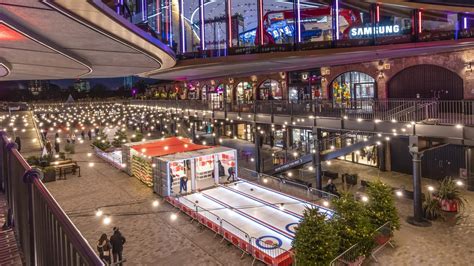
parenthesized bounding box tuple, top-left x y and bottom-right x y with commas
(435, 177, 466, 213)
(423, 194, 441, 220)
(43, 166, 56, 183)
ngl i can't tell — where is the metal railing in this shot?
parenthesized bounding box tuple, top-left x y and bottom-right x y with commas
(329, 221, 394, 266)
(29, 98, 474, 126)
(0, 131, 103, 266)
(238, 167, 338, 205)
(173, 194, 291, 265)
(128, 98, 474, 126)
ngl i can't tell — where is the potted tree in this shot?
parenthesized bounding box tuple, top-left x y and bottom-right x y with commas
(293, 207, 340, 265)
(333, 193, 375, 261)
(435, 177, 466, 213)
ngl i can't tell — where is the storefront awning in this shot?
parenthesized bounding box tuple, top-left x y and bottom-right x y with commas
(131, 137, 210, 157)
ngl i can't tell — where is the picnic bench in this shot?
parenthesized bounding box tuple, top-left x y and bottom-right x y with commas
(51, 160, 81, 179)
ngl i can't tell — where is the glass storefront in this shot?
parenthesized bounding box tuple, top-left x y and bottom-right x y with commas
(331, 71, 375, 106)
(291, 128, 312, 153)
(236, 81, 253, 103)
(129, 1, 474, 56)
(258, 80, 282, 100)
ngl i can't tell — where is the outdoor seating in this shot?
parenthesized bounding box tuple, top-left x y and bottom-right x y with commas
(52, 160, 81, 179)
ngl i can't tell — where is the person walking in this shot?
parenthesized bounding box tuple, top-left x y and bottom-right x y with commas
(14, 136, 21, 152)
(71, 132, 76, 144)
(81, 130, 85, 140)
(97, 233, 112, 264)
(87, 129, 92, 140)
(110, 227, 126, 265)
(227, 166, 235, 182)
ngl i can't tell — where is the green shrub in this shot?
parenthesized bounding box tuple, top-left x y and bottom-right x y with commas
(112, 130, 128, 147)
(26, 156, 39, 166)
(366, 180, 400, 230)
(293, 207, 340, 266)
(333, 194, 375, 256)
(130, 132, 143, 142)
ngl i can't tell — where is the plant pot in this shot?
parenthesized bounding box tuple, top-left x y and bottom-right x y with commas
(440, 199, 458, 212)
(43, 171, 56, 183)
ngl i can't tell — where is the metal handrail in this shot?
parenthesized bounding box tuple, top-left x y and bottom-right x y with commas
(0, 131, 103, 265)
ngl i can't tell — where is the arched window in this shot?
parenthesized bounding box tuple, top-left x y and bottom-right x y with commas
(235, 81, 253, 103)
(258, 79, 282, 100)
(331, 71, 375, 104)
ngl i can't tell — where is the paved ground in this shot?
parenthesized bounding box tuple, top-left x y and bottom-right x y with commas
(5, 111, 474, 265)
(44, 138, 259, 265)
(224, 138, 474, 265)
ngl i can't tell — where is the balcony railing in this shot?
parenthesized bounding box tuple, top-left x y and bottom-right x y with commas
(129, 99, 474, 126)
(0, 132, 103, 266)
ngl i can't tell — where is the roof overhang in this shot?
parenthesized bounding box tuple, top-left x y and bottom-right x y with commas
(0, 0, 176, 81)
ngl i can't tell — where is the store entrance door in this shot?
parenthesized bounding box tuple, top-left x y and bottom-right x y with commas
(209, 92, 223, 110)
(352, 82, 375, 109)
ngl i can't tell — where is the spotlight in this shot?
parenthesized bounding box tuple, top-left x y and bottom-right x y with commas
(103, 216, 111, 225)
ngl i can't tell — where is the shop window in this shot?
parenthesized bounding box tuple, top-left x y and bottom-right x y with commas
(258, 79, 282, 100)
(420, 10, 458, 41)
(331, 71, 375, 107)
(377, 4, 413, 45)
(236, 81, 253, 103)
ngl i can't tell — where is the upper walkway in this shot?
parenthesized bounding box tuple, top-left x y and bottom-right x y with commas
(123, 99, 474, 144)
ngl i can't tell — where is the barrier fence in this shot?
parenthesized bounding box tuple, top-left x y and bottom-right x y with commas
(329, 222, 394, 266)
(0, 131, 103, 266)
(238, 167, 338, 205)
(170, 195, 292, 266)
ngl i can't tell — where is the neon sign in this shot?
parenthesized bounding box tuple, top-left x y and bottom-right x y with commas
(350, 25, 401, 38)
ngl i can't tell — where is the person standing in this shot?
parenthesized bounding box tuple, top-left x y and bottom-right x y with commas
(14, 136, 21, 152)
(97, 233, 112, 264)
(71, 132, 76, 144)
(110, 227, 126, 265)
(81, 130, 85, 140)
(54, 140, 60, 154)
(87, 129, 92, 140)
(45, 140, 53, 155)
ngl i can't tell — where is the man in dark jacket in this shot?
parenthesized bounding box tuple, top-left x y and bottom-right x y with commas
(110, 227, 126, 265)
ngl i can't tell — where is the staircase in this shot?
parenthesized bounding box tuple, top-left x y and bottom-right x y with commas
(265, 133, 378, 175)
(0, 193, 23, 265)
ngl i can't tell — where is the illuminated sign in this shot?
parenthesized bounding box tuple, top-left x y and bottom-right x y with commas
(350, 25, 401, 38)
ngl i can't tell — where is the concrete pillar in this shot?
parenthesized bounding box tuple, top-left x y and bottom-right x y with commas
(313, 128, 323, 190)
(467, 148, 474, 191)
(411, 151, 423, 222)
(254, 123, 261, 173)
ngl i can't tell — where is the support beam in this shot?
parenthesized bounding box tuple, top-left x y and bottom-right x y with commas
(467, 148, 474, 191)
(407, 136, 431, 226)
(313, 128, 323, 190)
(254, 123, 261, 173)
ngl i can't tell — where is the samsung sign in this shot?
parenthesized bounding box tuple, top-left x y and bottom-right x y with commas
(350, 25, 401, 39)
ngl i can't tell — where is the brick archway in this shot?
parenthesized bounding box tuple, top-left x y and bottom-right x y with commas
(388, 64, 463, 99)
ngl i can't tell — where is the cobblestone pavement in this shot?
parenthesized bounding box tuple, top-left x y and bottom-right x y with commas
(225, 138, 474, 265)
(44, 139, 259, 265)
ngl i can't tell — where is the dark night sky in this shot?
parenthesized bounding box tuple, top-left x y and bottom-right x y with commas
(0, 76, 161, 91)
